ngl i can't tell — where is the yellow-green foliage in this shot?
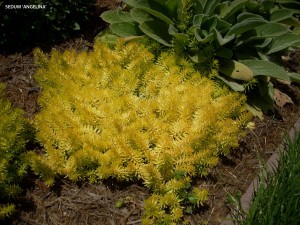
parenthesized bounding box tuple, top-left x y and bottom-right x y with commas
(0, 84, 30, 220)
(30, 41, 252, 224)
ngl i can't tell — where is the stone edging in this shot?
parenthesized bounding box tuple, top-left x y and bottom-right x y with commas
(220, 118, 300, 225)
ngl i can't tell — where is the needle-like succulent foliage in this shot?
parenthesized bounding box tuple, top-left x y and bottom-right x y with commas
(29, 41, 251, 224)
(0, 84, 33, 220)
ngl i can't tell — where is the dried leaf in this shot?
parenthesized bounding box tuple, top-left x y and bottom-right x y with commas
(274, 88, 293, 107)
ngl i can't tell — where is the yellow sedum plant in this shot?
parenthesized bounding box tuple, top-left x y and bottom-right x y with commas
(0, 84, 33, 220)
(29, 41, 251, 224)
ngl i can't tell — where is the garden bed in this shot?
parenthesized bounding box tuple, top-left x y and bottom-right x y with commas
(1, 38, 300, 225)
(1, 0, 300, 224)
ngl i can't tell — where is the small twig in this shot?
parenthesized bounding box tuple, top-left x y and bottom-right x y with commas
(121, 207, 136, 225)
(207, 206, 215, 224)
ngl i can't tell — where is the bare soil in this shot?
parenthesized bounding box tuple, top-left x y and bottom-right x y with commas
(1, 2, 300, 224)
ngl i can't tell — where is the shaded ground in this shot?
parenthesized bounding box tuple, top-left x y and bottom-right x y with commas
(1, 4, 300, 225)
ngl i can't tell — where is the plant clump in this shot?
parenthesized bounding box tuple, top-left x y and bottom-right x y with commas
(0, 84, 33, 220)
(29, 41, 252, 224)
(100, 0, 300, 115)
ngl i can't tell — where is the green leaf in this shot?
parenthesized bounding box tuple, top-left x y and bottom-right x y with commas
(164, 0, 179, 16)
(136, 0, 174, 25)
(215, 17, 231, 31)
(237, 12, 265, 22)
(168, 25, 189, 43)
(278, 2, 300, 14)
(98, 34, 119, 44)
(101, 9, 135, 24)
(267, 34, 300, 54)
(139, 20, 172, 46)
(255, 23, 289, 37)
(73, 22, 80, 30)
(280, 17, 300, 27)
(202, 16, 218, 33)
(247, 80, 274, 113)
(219, 59, 254, 81)
(254, 38, 273, 48)
(215, 47, 233, 59)
(194, 28, 214, 43)
(122, 0, 139, 8)
(203, 0, 221, 15)
(110, 22, 143, 37)
(215, 75, 245, 92)
(223, 0, 249, 20)
(101, 10, 120, 23)
(237, 23, 289, 47)
(289, 72, 300, 84)
(240, 60, 291, 81)
(193, 14, 209, 27)
(117, 10, 136, 23)
(262, 0, 274, 10)
(193, 0, 204, 14)
(218, 2, 229, 18)
(270, 9, 294, 22)
(226, 18, 267, 36)
(130, 8, 154, 23)
(197, 0, 208, 13)
(293, 27, 300, 35)
(213, 28, 235, 46)
(246, 103, 263, 119)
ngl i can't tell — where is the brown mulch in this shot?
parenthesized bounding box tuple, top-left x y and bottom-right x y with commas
(1, 3, 300, 225)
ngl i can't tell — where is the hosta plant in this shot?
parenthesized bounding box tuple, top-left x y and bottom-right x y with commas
(29, 41, 252, 224)
(0, 84, 34, 220)
(99, 0, 300, 114)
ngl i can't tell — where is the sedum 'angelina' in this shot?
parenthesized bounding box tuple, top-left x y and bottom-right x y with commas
(30, 41, 251, 224)
(0, 84, 33, 220)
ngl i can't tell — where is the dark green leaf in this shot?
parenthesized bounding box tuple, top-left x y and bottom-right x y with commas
(226, 18, 267, 36)
(278, 2, 300, 14)
(240, 60, 291, 81)
(280, 17, 300, 27)
(215, 75, 245, 92)
(164, 0, 179, 16)
(110, 22, 143, 37)
(215, 47, 233, 59)
(289, 72, 300, 83)
(117, 10, 136, 23)
(213, 28, 235, 46)
(218, 2, 229, 18)
(194, 28, 214, 43)
(270, 9, 294, 22)
(255, 23, 289, 37)
(261, 0, 274, 10)
(101, 9, 135, 24)
(130, 8, 153, 23)
(223, 0, 249, 20)
(246, 103, 264, 119)
(203, 0, 221, 15)
(268, 34, 300, 54)
(101, 10, 123, 24)
(215, 17, 231, 31)
(193, 0, 204, 14)
(237, 12, 265, 22)
(193, 14, 209, 27)
(202, 16, 218, 33)
(136, 0, 174, 25)
(139, 20, 172, 46)
(168, 25, 189, 43)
